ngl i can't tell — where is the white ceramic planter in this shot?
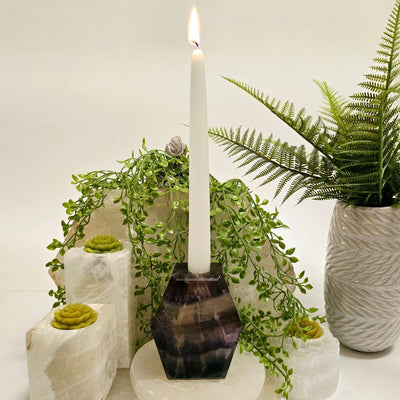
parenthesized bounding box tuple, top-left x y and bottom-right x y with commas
(325, 201, 400, 352)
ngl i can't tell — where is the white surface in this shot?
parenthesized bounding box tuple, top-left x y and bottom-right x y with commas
(130, 340, 265, 400)
(1, 0, 400, 398)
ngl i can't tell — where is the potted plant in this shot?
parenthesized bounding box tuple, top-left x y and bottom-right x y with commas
(209, 1, 400, 352)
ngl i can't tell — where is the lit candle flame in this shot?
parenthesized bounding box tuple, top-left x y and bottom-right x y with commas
(188, 7, 200, 47)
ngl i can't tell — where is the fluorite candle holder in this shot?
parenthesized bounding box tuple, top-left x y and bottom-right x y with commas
(151, 263, 242, 379)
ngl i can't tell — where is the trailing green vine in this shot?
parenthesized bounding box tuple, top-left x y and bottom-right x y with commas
(46, 139, 323, 399)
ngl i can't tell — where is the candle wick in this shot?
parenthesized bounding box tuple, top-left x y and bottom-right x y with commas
(193, 41, 199, 48)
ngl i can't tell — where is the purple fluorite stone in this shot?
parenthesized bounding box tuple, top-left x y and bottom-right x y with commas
(151, 263, 242, 379)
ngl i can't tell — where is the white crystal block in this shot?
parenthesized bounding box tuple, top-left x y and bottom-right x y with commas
(64, 242, 134, 367)
(130, 340, 265, 400)
(26, 304, 117, 400)
(281, 323, 340, 400)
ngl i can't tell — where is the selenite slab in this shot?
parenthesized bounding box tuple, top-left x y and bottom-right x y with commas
(130, 340, 265, 400)
(107, 368, 281, 400)
(26, 304, 117, 400)
(65, 242, 133, 367)
(281, 323, 340, 400)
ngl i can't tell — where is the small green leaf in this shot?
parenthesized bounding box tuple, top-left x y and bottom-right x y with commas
(285, 247, 295, 255)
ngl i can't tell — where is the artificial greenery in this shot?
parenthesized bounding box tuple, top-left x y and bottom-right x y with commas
(209, 0, 400, 207)
(46, 140, 322, 398)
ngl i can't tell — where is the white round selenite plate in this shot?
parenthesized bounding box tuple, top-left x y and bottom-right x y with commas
(130, 340, 265, 400)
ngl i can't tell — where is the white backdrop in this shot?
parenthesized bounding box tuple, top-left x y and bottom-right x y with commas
(1, 1, 399, 399)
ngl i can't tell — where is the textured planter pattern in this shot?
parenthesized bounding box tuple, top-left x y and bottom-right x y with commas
(151, 263, 242, 379)
(325, 201, 400, 352)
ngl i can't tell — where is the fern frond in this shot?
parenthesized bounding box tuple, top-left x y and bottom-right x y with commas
(314, 80, 351, 134)
(343, 0, 400, 205)
(222, 77, 333, 159)
(212, 1, 400, 206)
(209, 126, 333, 202)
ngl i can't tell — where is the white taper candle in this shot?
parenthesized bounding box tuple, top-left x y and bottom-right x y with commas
(188, 7, 210, 274)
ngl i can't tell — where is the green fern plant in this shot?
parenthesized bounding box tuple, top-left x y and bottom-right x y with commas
(209, 0, 400, 207)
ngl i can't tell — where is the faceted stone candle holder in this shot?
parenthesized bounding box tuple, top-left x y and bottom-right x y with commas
(151, 263, 242, 379)
(64, 242, 133, 367)
(26, 304, 117, 400)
